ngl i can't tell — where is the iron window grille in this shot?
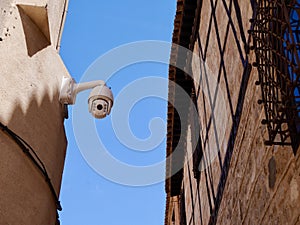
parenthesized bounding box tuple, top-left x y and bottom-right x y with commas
(250, 0, 300, 153)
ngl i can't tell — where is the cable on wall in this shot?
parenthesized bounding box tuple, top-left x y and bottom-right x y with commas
(0, 122, 62, 224)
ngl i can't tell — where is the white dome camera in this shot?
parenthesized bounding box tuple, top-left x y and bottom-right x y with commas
(59, 77, 113, 119)
(88, 85, 113, 119)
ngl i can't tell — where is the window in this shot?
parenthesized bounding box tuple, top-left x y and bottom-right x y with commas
(250, 0, 300, 153)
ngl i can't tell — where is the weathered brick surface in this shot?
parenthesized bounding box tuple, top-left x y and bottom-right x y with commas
(179, 0, 300, 225)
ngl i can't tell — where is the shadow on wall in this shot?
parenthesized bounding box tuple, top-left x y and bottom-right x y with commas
(190, 0, 253, 224)
(0, 84, 67, 225)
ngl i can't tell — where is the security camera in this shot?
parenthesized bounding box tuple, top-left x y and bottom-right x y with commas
(59, 77, 113, 119)
(88, 85, 113, 119)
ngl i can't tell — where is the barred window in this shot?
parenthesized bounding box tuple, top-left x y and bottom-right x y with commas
(250, 0, 300, 153)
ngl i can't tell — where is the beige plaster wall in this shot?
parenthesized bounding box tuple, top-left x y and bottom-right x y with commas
(0, 0, 69, 224)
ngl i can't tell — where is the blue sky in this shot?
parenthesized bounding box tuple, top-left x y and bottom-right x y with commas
(59, 1, 176, 225)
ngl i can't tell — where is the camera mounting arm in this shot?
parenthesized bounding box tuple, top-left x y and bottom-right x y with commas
(59, 77, 106, 105)
(59, 77, 114, 119)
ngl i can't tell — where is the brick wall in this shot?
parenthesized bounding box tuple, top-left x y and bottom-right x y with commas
(166, 0, 300, 224)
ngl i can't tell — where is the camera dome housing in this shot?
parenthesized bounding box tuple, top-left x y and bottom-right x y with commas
(88, 85, 113, 119)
